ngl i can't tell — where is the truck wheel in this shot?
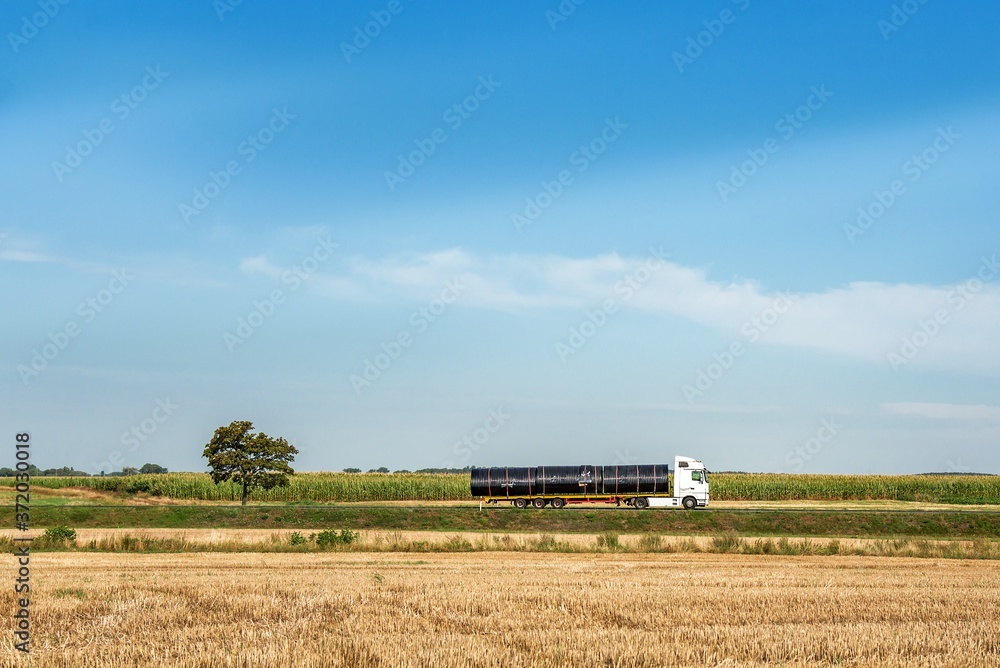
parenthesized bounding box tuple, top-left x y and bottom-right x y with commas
(532, 498, 547, 509)
(550, 498, 566, 509)
(634, 497, 649, 510)
(682, 496, 697, 510)
(513, 498, 528, 509)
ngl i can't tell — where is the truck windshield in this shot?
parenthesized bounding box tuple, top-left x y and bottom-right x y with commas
(702, 470, 708, 484)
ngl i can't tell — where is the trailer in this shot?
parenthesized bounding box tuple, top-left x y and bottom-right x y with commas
(471, 455, 709, 510)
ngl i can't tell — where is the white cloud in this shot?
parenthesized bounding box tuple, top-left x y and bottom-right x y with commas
(0, 249, 56, 263)
(881, 403, 1000, 420)
(237, 248, 1000, 372)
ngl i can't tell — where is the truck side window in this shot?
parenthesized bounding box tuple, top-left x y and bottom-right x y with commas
(691, 471, 701, 482)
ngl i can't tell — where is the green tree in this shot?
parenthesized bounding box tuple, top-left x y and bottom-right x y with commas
(202, 420, 298, 506)
(139, 463, 168, 474)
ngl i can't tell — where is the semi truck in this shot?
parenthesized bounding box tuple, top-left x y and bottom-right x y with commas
(470, 455, 709, 510)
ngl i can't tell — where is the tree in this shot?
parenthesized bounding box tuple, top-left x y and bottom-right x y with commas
(343, 468, 361, 473)
(202, 420, 298, 506)
(139, 463, 168, 474)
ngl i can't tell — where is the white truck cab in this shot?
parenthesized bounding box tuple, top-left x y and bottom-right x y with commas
(646, 455, 710, 509)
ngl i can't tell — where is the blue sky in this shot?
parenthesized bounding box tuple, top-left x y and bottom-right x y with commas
(2, 1, 998, 474)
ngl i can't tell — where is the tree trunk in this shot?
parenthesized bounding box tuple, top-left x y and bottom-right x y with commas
(241, 481, 248, 506)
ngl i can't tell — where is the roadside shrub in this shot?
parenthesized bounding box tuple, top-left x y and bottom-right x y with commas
(596, 532, 622, 551)
(533, 535, 560, 552)
(711, 534, 744, 553)
(441, 536, 474, 552)
(638, 534, 662, 552)
(289, 532, 307, 546)
(44, 526, 77, 543)
(312, 529, 358, 548)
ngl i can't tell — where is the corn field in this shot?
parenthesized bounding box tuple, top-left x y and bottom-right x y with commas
(2, 472, 999, 503)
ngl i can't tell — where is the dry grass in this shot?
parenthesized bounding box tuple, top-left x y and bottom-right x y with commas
(1, 529, 997, 561)
(0, 552, 998, 667)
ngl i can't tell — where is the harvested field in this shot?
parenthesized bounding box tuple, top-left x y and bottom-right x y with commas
(3, 552, 999, 667)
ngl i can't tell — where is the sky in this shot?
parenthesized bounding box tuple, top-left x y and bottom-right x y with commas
(1, 1, 998, 475)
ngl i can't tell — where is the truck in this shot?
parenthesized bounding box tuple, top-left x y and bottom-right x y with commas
(470, 455, 709, 510)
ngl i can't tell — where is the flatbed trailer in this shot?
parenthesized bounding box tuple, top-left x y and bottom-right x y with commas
(473, 456, 709, 510)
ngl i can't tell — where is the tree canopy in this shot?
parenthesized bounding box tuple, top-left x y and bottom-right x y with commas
(202, 420, 298, 505)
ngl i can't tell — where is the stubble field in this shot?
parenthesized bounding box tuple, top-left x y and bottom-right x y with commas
(3, 551, 998, 668)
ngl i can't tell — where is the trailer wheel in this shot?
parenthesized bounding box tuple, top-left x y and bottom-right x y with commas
(532, 498, 547, 509)
(513, 498, 528, 509)
(634, 497, 649, 510)
(682, 496, 697, 510)
(550, 498, 566, 509)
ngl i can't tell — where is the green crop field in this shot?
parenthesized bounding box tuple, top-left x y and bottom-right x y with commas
(3, 472, 999, 504)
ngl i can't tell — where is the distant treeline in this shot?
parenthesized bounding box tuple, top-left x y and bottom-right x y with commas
(0, 463, 169, 477)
